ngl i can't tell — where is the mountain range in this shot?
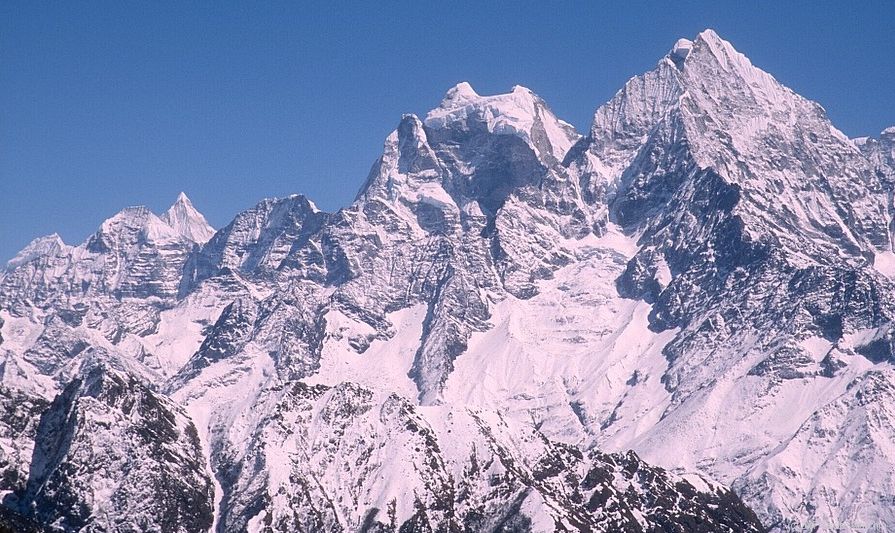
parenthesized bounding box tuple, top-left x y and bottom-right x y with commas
(2, 29, 894, 532)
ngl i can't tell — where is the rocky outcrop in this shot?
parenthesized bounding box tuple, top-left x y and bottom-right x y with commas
(9, 366, 214, 532)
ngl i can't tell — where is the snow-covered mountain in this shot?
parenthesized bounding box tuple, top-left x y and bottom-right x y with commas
(162, 192, 217, 245)
(2, 29, 893, 532)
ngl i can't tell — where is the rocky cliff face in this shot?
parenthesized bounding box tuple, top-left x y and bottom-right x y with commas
(6, 365, 214, 532)
(1, 29, 892, 532)
(2, 200, 203, 308)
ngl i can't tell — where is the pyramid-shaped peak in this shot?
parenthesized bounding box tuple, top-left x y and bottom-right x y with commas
(162, 192, 215, 243)
(687, 29, 739, 57)
(696, 28, 740, 55)
(675, 29, 758, 75)
(585, 26, 832, 187)
(173, 191, 194, 206)
(650, 28, 789, 107)
(695, 28, 724, 44)
(659, 29, 743, 70)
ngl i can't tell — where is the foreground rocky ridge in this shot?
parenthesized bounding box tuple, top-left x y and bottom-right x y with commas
(1, 29, 893, 531)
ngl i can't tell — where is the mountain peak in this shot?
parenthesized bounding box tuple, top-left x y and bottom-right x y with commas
(161, 192, 215, 243)
(657, 29, 746, 77)
(691, 28, 735, 59)
(425, 83, 580, 161)
(431, 82, 540, 116)
(695, 28, 723, 44)
(86, 206, 179, 251)
(5, 233, 68, 270)
(441, 81, 479, 106)
(583, 26, 890, 253)
(173, 191, 192, 207)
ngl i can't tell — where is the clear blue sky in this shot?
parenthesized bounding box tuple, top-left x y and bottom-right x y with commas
(2, 1, 893, 261)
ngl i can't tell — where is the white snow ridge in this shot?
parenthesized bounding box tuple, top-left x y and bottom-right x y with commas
(1, 29, 894, 533)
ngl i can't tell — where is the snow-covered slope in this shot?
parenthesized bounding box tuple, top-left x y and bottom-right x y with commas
(1, 29, 893, 532)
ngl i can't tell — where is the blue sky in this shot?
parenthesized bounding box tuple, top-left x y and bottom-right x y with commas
(2, 1, 893, 261)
